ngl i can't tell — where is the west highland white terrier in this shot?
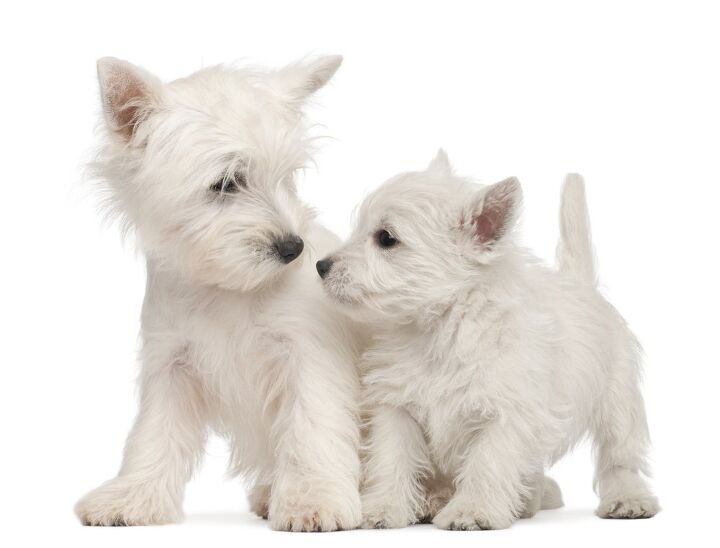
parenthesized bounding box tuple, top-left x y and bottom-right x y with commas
(74, 55, 364, 532)
(316, 151, 659, 530)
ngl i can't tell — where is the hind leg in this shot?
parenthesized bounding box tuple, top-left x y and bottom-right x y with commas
(421, 472, 454, 522)
(519, 475, 563, 518)
(248, 483, 271, 519)
(592, 347, 659, 519)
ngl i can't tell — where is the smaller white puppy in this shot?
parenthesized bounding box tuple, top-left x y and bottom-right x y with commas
(316, 151, 659, 530)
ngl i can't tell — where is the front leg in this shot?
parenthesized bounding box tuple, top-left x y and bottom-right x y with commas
(75, 345, 208, 526)
(433, 417, 540, 531)
(267, 342, 361, 532)
(361, 405, 433, 528)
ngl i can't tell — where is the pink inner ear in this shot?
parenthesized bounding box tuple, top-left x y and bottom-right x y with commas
(475, 204, 503, 244)
(472, 178, 519, 246)
(108, 80, 146, 139)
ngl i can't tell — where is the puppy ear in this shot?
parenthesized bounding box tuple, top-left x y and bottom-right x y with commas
(96, 57, 162, 142)
(470, 177, 522, 250)
(427, 148, 452, 175)
(277, 55, 343, 101)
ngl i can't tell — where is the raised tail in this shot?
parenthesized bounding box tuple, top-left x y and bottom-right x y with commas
(556, 173, 597, 285)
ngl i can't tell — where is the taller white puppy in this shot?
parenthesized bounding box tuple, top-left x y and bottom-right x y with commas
(75, 56, 362, 532)
(317, 151, 659, 530)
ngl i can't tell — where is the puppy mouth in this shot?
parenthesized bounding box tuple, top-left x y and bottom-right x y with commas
(321, 275, 365, 307)
(326, 288, 357, 305)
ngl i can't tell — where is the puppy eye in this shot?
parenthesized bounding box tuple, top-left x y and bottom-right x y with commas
(209, 171, 247, 194)
(376, 229, 398, 248)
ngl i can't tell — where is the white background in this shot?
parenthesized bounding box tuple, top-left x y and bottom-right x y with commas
(1, 1, 718, 546)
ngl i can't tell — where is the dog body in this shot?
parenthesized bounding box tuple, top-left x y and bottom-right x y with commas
(75, 57, 362, 531)
(318, 152, 658, 529)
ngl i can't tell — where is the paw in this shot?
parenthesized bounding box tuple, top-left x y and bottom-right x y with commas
(75, 477, 180, 526)
(433, 497, 514, 531)
(360, 505, 417, 529)
(420, 486, 453, 522)
(248, 484, 270, 520)
(269, 492, 360, 532)
(597, 494, 660, 519)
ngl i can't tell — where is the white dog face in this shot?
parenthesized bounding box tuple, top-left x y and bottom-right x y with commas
(318, 151, 522, 323)
(96, 55, 342, 291)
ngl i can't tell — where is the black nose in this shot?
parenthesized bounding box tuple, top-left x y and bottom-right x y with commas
(275, 237, 304, 264)
(316, 258, 334, 279)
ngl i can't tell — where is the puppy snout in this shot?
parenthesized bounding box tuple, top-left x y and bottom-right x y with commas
(275, 236, 304, 264)
(316, 258, 334, 279)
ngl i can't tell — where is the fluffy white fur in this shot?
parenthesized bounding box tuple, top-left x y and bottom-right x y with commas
(74, 56, 364, 531)
(317, 151, 659, 530)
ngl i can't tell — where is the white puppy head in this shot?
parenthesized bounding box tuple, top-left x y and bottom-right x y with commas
(95, 55, 342, 291)
(317, 150, 522, 323)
